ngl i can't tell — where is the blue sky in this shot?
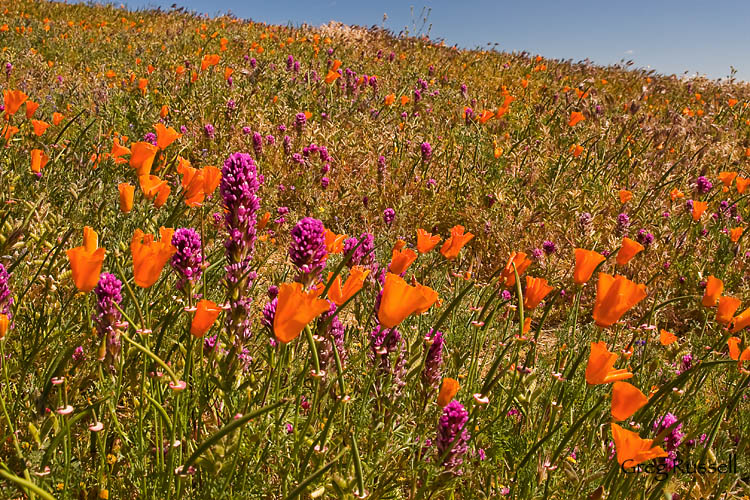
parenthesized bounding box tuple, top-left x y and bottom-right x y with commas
(105, 0, 748, 81)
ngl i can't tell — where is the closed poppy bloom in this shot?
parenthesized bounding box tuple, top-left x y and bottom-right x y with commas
(66, 226, 106, 293)
(736, 177, 750, 194)
(730, 227, 744, 243)
(701, 276, 723, 307)
(324, 229, 347, 254)
(201, 165, 221, 197)
(257, 212, 271, 231)
(138, 174, 167, 200)
(610, 423, 668, 467)
(52, 112, 64, 126)
(3, 89, 28, 117)
(130, 227, 176, 288)
(328, 266, 369, 306)
(118, 183, 135, 213)
(523, 276, 553, 310)
(390, 248, 417, 275)
(719, 171, 738, 188)
(619, 190, 633, 203)
(224, 67, 234, 80)
(585, 341, 633, 385)
(130, 142, 158, 176)
(659, 329, 678, 345)
(611, 382, 648, 421)
(727, 337, 750, 361)
(440, 225, 474, 260)
(31, 119, 50, 136)
(437, 377, 459, 407)
(592, 274, 647, 328)
(110, 138, 131, 159)
(25, 100, 39, 118)
(154, 123, 181, 150)
(716, 296, 741, 325)
(190, 299, 222, 337)
(616, 237, 644, 266)
(30, 149, 49, 173)
(669, 188, 684, 201)
(568, 111, 585, 127)
(500, 251, 532, 287)
(153, 183, 171, 208)
(730, 307, 750, 333)
(273, 282, 331, 343)
(160, 105, 168, 118)
(378, 273, 438, 328)
(691, 201, 707, 220)
(573, 248, 605, 285)
(0, 314, 8, 339)
(416, 228, 441, 253)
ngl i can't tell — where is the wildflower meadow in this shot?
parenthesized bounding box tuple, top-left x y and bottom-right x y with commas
(0, 1, 748, 498)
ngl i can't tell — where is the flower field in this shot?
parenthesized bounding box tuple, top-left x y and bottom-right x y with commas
(0, 1, 749, 498)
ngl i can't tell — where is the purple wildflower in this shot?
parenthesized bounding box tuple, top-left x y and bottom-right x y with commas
(289, 217, 328, 286)
(436, 400, 471, 474)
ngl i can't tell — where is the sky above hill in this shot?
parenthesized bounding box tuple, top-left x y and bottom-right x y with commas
(95, 0, 749, 81)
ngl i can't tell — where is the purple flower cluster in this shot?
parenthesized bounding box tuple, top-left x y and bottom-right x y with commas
(695, 176, 712, 194)
(542, 240, 556, 255)
(421, 330, 444, 391)
(294, 112, 306, 133)
(0, 264, 13, 318)
(317, 302, 347, 374)
(421, 142, 432, 162)
(342, 232, 375, 268)
(289, 217, 328, 286)
(652, 413, 684, 470)
(383, 208, 395, 225)
(369, 326, 407, 394)
(170, 228, 203, 291)
(436, 400, 471, 473)
(636, 229, 655, 247)
(92, 273, 125, 365)
(616, 213, 630, 235)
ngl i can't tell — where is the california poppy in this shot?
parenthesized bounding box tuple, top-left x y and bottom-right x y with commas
(499, 251, 532, 287)
(30, 149, 49, 173)
(130, 142, 158, 176)
(659, 329, 678, 345)
(3, 89, 28, 117)
(154, 123, 181, 150)
(130, 228, 176, 288)
(669, 188, 684, 201)
(389, 247, 417, 275)
(701, 276, 723, 307)
(611, 382, 648, 421)
(138, 174, 167, 200)
(568, 111, 585, 127)
(736, 177, 750, 194)
(160, 105, 168, 118)
(66, 226, 106, 293)
(52, 112, 64, 126)
(730, 227, 744, 243)
(324, 229, 346, 254)
(573, 248, 605, 285)
(440, 225, 474, 260)
(25, 100, 39, 119)
(619, 190, 633, 203)
(716, 296, 741, 325)
(0, 314, 8, 339)
(585, 341, 633, 385)
(384, 93, 395, 106)
(31, 119, 50, 136)
(111, 137, 131, 159)
(378, 273, 438, 328)
(610, 423, 668, 467)
(190, 299, 222, 337)
(523, 276, 553, 310)
(118, 183, 135, 213)
(592, 274, 647, 328)
(692, 201, 707, 221)
(416, 228, 441, 253)
(437, 378, 459, 407)
(324, 69, 341, 84)
(730, 307, 750, 333)
(153, 183, 171, 208)
(273, 282, 330, 343)
(719, 171, 737, 188)
(327, 266, 369, 306)
(258, 212, 271, 231)
(727, 337, 750, 362)
(616, 237, 644, 266)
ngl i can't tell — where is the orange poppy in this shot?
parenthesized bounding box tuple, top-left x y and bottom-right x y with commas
(224, 67, 234, 80)
(569, 144, 584, 157)
(177, 159, 221, 207)
(201, 54, 220, 71)
(716, 296, 741, 325)
(659, 329, 678, 345)
(611, 382, 648, 421)
(0, 314, 8, 339)
(691, 201, 707, 221)
(324, 229, 347, 254)
(592, 273, 647, 328)
(378, 273, 438, 328)
(619, 190, 633, 203)
(130, 142, 158, 176)
(389, 248, 417, 275)
(400, 95, 410, 106)
(160, 105, 169, 118)
(25, 100, 39, 118)
(2, 125, 19, 141)
(610, 423, 668, 467)
(30, 149, 49, 173)
(324, 69, 341, 84)
(616, 237, 644, 266)
(730, 227, 744, 243)
(416, 229, 441, 253)
(499, 251, 532, 287)
(384, 93, 396, 106)
(568, 111, 585, 127)
(66, 226, 106, 293)
(573, 248, 605, 285)
(31, 119, 50, 136)
(138, 174, 167, 200)
(437, 378, 459, 407)
(701, 276, 723, 307)
(440, 225, 474, 260)
(153, 183, 171, 208)
(585, 341, 633, 385)
(727, 337, 750, 362)
(190, 299, 222, 337)
(154, 123, 181, 150)
(130, 227, 176, 288)
(736, 177, 750, 194)
(137, 78, 148, 95)
(258, 212, 271, 231)
(669, 188, 684, 201)
(327, 266, 369, 306)
(118, 183, 134, 213)
(719, 171, 737, 188)
(273, 282, 331, 343)
(110, 137, 131, 159)
(3, 89, 28, 117)
(523, 276, 553, 310)
(52, 112, 64, 126)
(730, 307, 750, 333)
